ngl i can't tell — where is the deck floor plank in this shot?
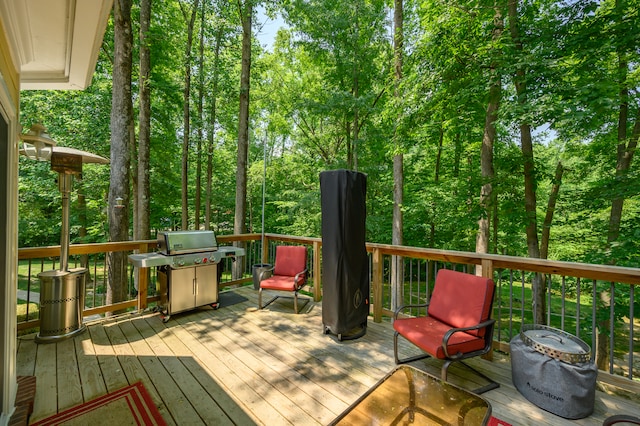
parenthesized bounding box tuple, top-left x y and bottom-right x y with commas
(73, 324, 107, 403)
(117, 317, 178, 426)
(176, 311, 297, 426)
(21, 287, 640, 426)
(224, 299, 386, 403)
(241, 301, 387, 393)
(55, 338, 83, 411)
(217, 306, 353, 416)
(87, 323, 129, 393)
(30, 341, 57, 422)
(15, 336, 37, 377)
(127, 316, 209, 425)
(101, 320, 158, 396)
(172, 312, 272, 425)
(172, 309, 310, 426)
(143, 314, 237, 425)
(202, 309, 333, 425)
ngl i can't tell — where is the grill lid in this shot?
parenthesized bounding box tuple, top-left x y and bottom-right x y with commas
(158, 230, 218, 255)
(520, 324, 591, 364)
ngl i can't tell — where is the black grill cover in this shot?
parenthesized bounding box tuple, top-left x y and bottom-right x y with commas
(320, 169, 369, 339)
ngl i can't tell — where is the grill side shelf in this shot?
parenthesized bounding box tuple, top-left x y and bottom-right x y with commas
(128, 253, 171, 268)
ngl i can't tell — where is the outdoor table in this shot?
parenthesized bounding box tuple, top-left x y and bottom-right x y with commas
(330, 365, 492, 425)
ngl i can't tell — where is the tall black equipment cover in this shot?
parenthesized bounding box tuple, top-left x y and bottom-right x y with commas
(320, 169, 369, 341)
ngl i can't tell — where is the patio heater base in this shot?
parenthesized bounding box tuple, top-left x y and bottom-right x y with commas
(35, 268, 87, 344)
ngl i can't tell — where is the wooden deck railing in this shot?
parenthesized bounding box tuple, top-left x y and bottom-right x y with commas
(17, 233, 639, 387)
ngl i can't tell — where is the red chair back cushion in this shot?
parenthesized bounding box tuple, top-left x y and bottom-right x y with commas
(273, 246, 307, 277)
(427, 269, 495, 337)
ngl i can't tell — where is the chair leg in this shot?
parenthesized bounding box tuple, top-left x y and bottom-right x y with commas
(294, 292, 298, 314)
(441, 360, 500, 394)
(258, 288, 263, 309)
(441, 360, 451, 382)
(394, 331, 431, 365)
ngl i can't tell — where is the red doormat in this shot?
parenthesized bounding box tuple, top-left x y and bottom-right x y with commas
(489, 416, 512, 426)
(31, 381, 166, 426)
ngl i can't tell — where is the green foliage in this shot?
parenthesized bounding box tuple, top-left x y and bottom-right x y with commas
(16, 0, 640, 277)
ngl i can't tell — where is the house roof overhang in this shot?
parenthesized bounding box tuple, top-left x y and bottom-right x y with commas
(0, 0, 113, 90)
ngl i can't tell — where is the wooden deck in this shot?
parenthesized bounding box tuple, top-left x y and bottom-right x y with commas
(17, 286, 640, 425)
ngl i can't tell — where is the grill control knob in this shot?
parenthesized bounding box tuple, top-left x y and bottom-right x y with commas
(194, 258, 202, 264)
(203, 257, 208, 263)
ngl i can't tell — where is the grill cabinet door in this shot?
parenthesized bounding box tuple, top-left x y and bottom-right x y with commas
(169, 267, 196, 314)
(195, 264, 218, 306)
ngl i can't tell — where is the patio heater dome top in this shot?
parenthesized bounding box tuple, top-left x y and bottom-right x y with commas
(19, 123, 57, 161)
(52, 146, 109, 165)
(19, 123, 109, 167)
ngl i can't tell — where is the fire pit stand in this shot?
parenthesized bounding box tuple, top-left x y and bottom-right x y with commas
(510, 324, 597, 419)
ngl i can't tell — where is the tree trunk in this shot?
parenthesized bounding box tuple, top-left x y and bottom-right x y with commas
(181, 0, 200, 230)
(108, 0, 133, 312)
(476, 7, 502, 268)
(352, 10, 360, 172)
(391, 0, 404, 312)
(129, 115, 138, 238)
(234, 0, 252, 279)
(195, 0, 205, 230)
(508, 0, 545, 323)
(453, 131, 461, 178)
(428, 125, 444, 243)
(476, 97, 498, 257)
(599, 18, 639, 368)
(434, 125, 443, 183)
(206, 29, 222, 230)
(137, 0, 151, 240)
(540, 162, 564, 259)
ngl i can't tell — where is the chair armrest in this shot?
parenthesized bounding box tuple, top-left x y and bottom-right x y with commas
(441, 318, 496, 358)
(294, 268, 308, 287)
(394, 303, 429, 320)
(259, 266, 275, 281)
(603, 415, 640, 426)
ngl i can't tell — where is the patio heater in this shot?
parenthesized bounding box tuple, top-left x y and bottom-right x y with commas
(19, 124, 109, 343)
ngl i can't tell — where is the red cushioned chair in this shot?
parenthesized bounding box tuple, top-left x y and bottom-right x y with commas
(258, 245, 309, 314)
(393, 269, 499, 394)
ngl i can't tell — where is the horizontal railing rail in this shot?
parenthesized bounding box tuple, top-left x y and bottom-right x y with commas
(17, 233, 639, 388)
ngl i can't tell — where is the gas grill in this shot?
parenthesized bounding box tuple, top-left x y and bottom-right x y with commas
(128, 230, 245, 322)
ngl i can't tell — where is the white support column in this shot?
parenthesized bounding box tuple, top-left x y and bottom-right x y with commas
(0, 80, 19, 426)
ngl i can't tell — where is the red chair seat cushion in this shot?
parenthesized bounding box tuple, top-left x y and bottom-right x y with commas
(260, 275, 299, 291)
(393, 316, 485, 359)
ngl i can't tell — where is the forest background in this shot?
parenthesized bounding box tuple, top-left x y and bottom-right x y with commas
(17, 0, 640, 274)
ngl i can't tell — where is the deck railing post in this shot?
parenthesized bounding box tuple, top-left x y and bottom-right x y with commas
(313, 240, 321, 301)
(372, 247, 383, 323)
(481, 258, 493, 279)
(136, 241, 150, 311)
(481, 258, 494, 361)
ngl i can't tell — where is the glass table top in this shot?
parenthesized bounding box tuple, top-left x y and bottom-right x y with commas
(331, 365, 491, 426)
